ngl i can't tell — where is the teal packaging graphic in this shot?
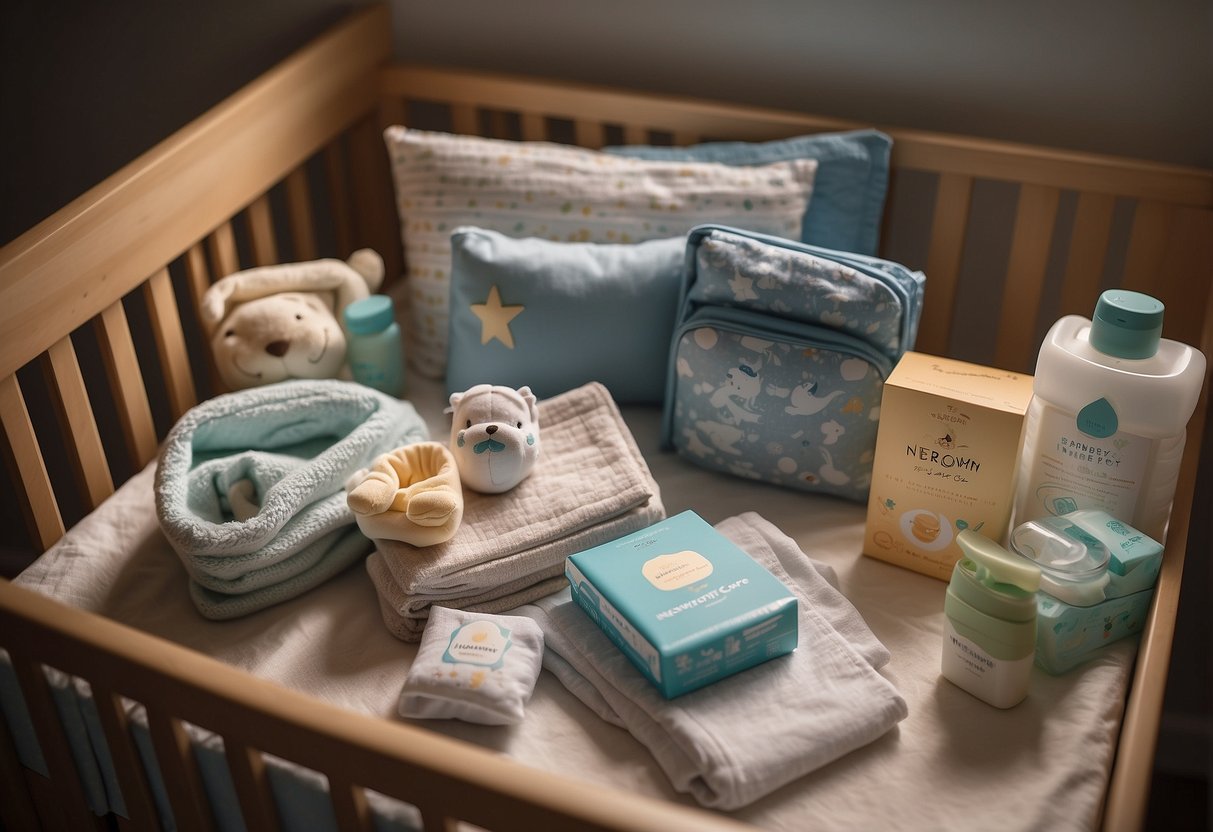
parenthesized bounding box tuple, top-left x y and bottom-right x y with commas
(1035, 589, 1153, 675)
(565, 510, 798, 698)
(442, 619, 514, 670)
(1007, 509, 1163, 674)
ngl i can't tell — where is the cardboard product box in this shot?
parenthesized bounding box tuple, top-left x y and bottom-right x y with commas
(565, 510, 798, 698)
(863, 352, 1035, 580)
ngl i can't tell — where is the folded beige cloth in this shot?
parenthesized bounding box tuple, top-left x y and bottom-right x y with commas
(367, 381, 665, 641)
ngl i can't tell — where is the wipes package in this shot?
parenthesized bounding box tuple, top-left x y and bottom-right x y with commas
(565, 510, 798, 698)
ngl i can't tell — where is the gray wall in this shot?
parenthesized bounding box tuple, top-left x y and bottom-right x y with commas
(0, 0, 355, 245)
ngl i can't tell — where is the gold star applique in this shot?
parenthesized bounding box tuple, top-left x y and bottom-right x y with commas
(471, 284, 525, 349)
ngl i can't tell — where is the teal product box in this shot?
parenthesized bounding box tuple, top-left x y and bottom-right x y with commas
(1035, 589, 1154, 675)
(565, 510, 798, 698)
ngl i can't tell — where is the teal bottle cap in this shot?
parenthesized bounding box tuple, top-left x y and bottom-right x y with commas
(344, 294, 394, 335)
(1089, 289, 1163, 359)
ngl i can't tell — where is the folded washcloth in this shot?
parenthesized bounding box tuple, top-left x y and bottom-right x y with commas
(155, 379, 428, 618)
(367, 381, 664, 640)
(517, 512, 908, 811)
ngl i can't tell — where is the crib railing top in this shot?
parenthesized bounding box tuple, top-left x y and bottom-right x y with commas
(381, 63, 1213, 205)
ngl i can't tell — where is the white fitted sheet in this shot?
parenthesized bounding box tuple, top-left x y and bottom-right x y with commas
(12, 375, 1131, 831)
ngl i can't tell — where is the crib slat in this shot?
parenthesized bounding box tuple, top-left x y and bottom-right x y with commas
(145, 709, 213, 832)
(419, 807, 451, 832)
(246, 194, 279, 266)
(1058, 191, 1116, 317)
(96, 302, 158, 468)
(520, 112, 546, 142)
(348, 114, 401, 281)
(183, 243, 226, 396)
(183, 243, 212, 321)
(44, 336, 114, 509)
(450, 103, 478, 136)
(380, 96, 406, 130)
(225, 740, 282, 831)
(1142, 205, 1213, 351)
(672, 130, 698, 147)
(143, 268, 198, 421)
(994, 184, 1061, 372)
(8, 655, 100, 831)
(574, 119, 606, 149)
(917, 172, 974, 357)
(622, 125, 649, 146)
(1117, 198, 1212, 350)
(487, 110, 512, 140)
(325, 142, 356, 257)
(1120, 199, 1174, 297)
(285, 167, 319, 261)
(0, 374, 65, 549)
(329, 776, 372, 832)
(90, 684, 160, 830)
(0, 693, 42, 832)
(208, 221, 241, 278)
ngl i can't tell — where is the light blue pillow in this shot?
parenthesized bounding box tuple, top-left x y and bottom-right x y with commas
(605, 129, 891, 256)
(447, 227, 685, 403)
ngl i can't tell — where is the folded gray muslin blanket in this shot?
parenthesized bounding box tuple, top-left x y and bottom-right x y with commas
(517, 512, 909, 811)
(367, 381, 665, 641)
(155, 379, 428, 619)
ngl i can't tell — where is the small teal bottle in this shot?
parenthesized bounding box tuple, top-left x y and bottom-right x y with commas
(343, 294, 405, 397)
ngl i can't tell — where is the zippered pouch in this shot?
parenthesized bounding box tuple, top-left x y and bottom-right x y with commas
(661, 225, 925, 501)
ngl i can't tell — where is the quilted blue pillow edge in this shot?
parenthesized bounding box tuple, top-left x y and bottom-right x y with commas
(604, 129, 892, 256)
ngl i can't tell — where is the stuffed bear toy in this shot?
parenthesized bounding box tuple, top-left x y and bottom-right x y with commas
(446, 384, 540, 494)
(201, 249, 383, 390)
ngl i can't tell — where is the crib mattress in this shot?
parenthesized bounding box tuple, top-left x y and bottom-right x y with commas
(9, 375, 1133, 831)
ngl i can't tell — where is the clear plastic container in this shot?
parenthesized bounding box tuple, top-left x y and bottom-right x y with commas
(1009, 514, 1109, 606)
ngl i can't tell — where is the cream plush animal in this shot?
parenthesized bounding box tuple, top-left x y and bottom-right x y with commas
(446, 385, 540, 494)
(201, 249, 384, 390)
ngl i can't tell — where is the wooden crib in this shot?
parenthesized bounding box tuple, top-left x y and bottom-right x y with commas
(1, 4, 1210, 830)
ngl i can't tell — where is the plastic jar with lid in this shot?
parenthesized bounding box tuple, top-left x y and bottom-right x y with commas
(343, 294, 405, 397)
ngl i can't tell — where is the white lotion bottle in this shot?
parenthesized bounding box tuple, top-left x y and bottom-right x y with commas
(942, 530, 1042, 708)
(1013, 290, 1206, 541)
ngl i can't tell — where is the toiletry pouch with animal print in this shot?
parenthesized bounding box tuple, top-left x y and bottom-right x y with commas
(661, 225, 925, 501)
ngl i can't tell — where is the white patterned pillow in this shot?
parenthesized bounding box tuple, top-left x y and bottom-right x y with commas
(383, 127, 817, 378)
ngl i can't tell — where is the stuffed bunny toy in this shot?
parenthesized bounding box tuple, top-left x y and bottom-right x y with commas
(446, 384, 540, 494)
(201, 249, 383, 390)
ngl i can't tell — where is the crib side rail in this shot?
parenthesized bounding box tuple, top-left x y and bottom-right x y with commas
(0, 578, 755, 832)
(0, 4, 396, 560)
